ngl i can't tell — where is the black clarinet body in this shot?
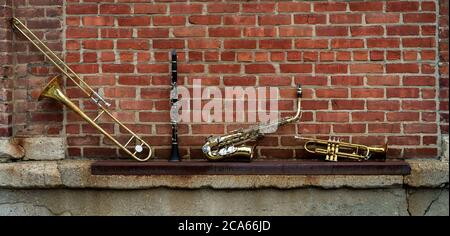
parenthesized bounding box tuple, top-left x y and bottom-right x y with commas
(169, 50, 181, 161)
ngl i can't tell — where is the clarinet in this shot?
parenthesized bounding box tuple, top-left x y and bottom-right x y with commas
(169, 50, 181, 161)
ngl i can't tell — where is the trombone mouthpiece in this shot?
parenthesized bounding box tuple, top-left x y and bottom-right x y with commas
(297, 84, 302, 98)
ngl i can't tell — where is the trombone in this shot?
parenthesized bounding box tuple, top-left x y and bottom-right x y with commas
(11, 17, 152, 161)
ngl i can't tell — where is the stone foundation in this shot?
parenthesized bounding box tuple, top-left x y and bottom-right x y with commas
(0, 159, 448, 216)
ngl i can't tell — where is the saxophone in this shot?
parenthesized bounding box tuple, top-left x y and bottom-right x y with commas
(202, 85, 303, 161)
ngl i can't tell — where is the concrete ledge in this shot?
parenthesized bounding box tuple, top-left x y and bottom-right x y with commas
(0, 159, 447, 190)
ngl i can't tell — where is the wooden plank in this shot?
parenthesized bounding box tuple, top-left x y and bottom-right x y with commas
(91, 160, 411, 176)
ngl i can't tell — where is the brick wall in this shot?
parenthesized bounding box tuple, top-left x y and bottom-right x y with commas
(11, 0, 64, 137)
(6, 0, 449, 160)
(439, 0, 449, 134)
(0, 0, 13, 137)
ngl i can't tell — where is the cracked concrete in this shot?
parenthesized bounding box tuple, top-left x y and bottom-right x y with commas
(0, 159, 448, 215)
(0, 188, 412, 216)
(406, 188, 449, 216)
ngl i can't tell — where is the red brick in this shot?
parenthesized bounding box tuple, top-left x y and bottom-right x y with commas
(316, 88, 348, 98)
(316, 26, 348, 36)
(386, 63, 420, 73)
(387, 136, 420, 146)
(333, 124, 366, 133)
(367, 38, 400, 48)
(367, 101, 400, 111)
(189, 15, 221, 25)
(387, 112, 420, 121)
(422, 25, 437, 35)
(101, 29, 132, 38)
(404, 148, 437, 158)
(352, 88, 384, 98)
(386, 1, 419, 12)
(82, 40, 113, 50)
(67, 4, 98, 14)
(421, 2, 436, 11)
(259, 76, 292, 86)
(70, 64, 98, 74)
(66, 28, 97, 38)
(100, 4, 131, 14)
(294, 76, 328, 86)
(102, 64, 134, 73)
(294, 14, 327, 24)
(134, 4, 166, 14)
(118, 76, 151, 86)
(331, 100, 365, 110)
(351, 26, 384, 36)
(387, 88, 420, 98)
(119, 100, 153, 111)
(367, 76, 400, 86)
(224, 40, 256, 49)
(320, 52, 334, 61)
(349, 2, 383, 11)
(136, 64, 168, 73)
(192, 124, 224, 134)
(279, 64, 313, 73)
(188, 39, 220, 49)
(245, 64, 275, 74)
(260, 39, 292, 49)
(153, 16, 185, 26)
(403, 123, 437, 134)
(316, 112, 349, 122)
(104, 87, 136, 98)
(137, 28, 169, 38)
(404, 13, 436, 23)
(314, 2, 347, 12)
(402, 100, 436, 110)
(298, 124, 331, 134)
(330, 76, 363, 86)
(173, 27, 206, 37)
(387, 26, 420, 36)
(244, 27, 276, 37)
(178, 64, 205, 74)
(279, 27, 313, 37)
(278, 2, 310, 12)
(209, 27, 241, 37)
(223, 76, 256, 86)
(118, 16, 151, 26)
(117, 40, 149, 50)
(209, 64, 240, 74)
(170, 4, 202, 14)
(402, 38, 436, 48)
(352, 112, 385, 122)
(295, 39, 328, 49)
(140, 89, 169, 99)
(82, 16, 114, 26)
(287, 52, 302, 61)
(350, 64, 384, 74)
(242, 3, 275, 13)
(366, 14, 400, 24)
(153, 39, 184, 49)
(207, 4, 239, 13)
(259, 15, 291, 25)
(224, 16, 256, 25)
(368, 123, 401, 133)
(315, 64, 348, 74)
(330, 14, 362, 24)
(403, 76, 436, 86)
(331, 39, 364, 49)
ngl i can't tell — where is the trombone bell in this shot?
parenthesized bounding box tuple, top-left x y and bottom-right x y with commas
(39, 75, 152, 161)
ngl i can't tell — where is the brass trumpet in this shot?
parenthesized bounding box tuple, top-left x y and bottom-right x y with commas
(12, 18, 152, 161)
(295, 136, 387, 161)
